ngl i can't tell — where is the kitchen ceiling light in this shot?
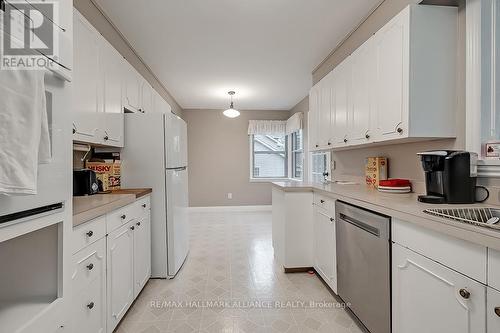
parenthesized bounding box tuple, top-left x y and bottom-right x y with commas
(223, 91, 240, 118)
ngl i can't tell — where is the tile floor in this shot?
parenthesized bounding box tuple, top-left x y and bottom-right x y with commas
(116, 210, 364, 333)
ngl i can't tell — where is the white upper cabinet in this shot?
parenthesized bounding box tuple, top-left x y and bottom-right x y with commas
(309, 5, 457, 151)
(332, 59, 351, 146)
(350, 38, 376, 144)
(123, 61, 142, 113)
(308, 86, 320, 150)
(375, 9, 408, 140)
(140, 81, 154, 114)
(153, 90, 173, 114)
(318, 77, 333, 149)
(73, 10, 101, 145)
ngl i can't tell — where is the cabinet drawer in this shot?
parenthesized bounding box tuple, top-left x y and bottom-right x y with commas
(72, 274, 106, 333)
(106, 202, 140, 233)
(488, 287, 500, 332)
(137, 195, 151, 218)
(392, 219, 487, 283)
(72, 216, 106, 254)
(489, 249, 500, 291)
(313, 193, 335, 213)
(72, 238, 105, 293)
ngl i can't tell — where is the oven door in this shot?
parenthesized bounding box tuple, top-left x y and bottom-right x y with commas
(0, 70, 71, 223)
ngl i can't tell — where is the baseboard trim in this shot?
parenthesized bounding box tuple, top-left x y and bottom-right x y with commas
(189, 205, 272, 212)
(283, 266, 314, 273)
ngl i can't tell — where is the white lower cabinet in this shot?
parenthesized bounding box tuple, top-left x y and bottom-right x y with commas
(107, 221, 135, 333)
(392, 243, 486, 333)
(488, 287, 500, 332)
(72, 196, 152, 333)
(133, 213, 152, 298)
(313, 204, 337, 293)
(71, 238, 106, 333)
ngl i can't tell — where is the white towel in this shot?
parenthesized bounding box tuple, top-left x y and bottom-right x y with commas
(0, 70, 51, 195)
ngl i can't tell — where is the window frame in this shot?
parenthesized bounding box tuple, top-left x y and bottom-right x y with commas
(309, 151, 331, 183)
(249, 134, 288, 181)
(290, 130, 304, 180)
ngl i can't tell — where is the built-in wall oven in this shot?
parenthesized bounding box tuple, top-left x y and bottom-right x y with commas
(0, 70, 71, 226)
(336, 201, 391, 333)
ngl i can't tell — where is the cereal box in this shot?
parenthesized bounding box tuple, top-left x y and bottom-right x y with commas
(85, 161, 121, 191)
(365, 157, 388, 188)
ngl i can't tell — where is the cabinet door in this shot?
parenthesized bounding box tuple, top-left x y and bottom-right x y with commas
(73, 10, 101, 144)
(375, 13, 409, 140)
(332, 60, 351, 145)
(133, 213, 151, 298)
(313, 207, 337, 292)
(393, 243, 486, 333)
(140, 81, 154, 114)
(319, 76, 333, 149)
(107, 221, 135, 333)
(100, 37, 124, 114)
(102, 113, 124, 147)
(350, 39, 376, 143)
(488, 287, 500, 333)
(308, 87, 320, 151)
(71, 239, 106, 333)
(123, 61, 141, 112)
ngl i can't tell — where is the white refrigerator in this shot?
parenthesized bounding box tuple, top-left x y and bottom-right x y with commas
(121, 112, 189, 278)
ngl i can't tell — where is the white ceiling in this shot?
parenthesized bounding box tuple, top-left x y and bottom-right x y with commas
(94, 0, 381, 110)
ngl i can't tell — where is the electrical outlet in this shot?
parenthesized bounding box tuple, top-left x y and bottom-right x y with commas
(227, 193, 233, 200)
(331, 160, 336, 170)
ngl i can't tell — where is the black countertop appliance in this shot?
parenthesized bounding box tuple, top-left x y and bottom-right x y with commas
(417, 150, 484, 204)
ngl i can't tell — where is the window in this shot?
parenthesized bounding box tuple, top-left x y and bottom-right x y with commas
(310, 151, 331, 183)
(250, 134, 287, 179)
(291, 130, 304, 179)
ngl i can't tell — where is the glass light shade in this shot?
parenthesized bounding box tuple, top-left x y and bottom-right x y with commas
(223, 108, 240, 118)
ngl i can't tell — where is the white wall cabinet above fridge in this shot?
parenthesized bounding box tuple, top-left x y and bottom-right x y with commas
(72, 9, 171, 147)
(309, 5, 458, 152)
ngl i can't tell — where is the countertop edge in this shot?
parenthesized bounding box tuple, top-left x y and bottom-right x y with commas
(73, 194, 137, 228)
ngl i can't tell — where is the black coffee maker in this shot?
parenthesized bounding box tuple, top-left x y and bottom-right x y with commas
(417, 150, 486, 204)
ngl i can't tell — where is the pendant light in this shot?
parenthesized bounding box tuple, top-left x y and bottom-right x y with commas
(223, 91, 240, 118)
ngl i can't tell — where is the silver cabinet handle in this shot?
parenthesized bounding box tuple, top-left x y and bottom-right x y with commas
(87, 302, 94, 309)
(86, 230, 93, 237)
(459, 288, 470, 299)
(86, 263, 94, 271)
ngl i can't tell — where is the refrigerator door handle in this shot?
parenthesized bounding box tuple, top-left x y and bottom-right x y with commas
(166, 166, 187, 171)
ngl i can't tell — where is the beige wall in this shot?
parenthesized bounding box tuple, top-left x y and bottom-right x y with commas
(183, 109, 289, 207)
(290, 0, 465, 184)
(73, 0, 183, 118)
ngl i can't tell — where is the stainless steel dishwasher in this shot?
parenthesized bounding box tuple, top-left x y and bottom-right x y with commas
(336, 201, 391, 333)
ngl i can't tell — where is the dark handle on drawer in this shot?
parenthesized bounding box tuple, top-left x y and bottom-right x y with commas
(315, 144, 319, 148)
(136, 221, 141, 226)
(130, 226, 135, 231)
(86, 263, 94, 271)
(330, 218, 334, 222)
(103, 135, 109, 141)
(397, 127, 403, 134)
(327, 142, 331, 146)
(344, 138, 348, 143)
(142, 204, 147, 208)
(121, 214, 126, 220)
(87, 302, 94, 309)
(365, 133, 370, 139)
(320, 200, 325, 203)
(86, 230, 93, 237)
(495, 307, 500, 317)
(459, 288, 470, 299)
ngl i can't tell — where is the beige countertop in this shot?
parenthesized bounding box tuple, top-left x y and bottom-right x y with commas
(272, 181, 500, 251)
(73, 188, 152, 227)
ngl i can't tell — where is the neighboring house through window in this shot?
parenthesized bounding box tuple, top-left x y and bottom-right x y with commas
(250, 134, 287, 179)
